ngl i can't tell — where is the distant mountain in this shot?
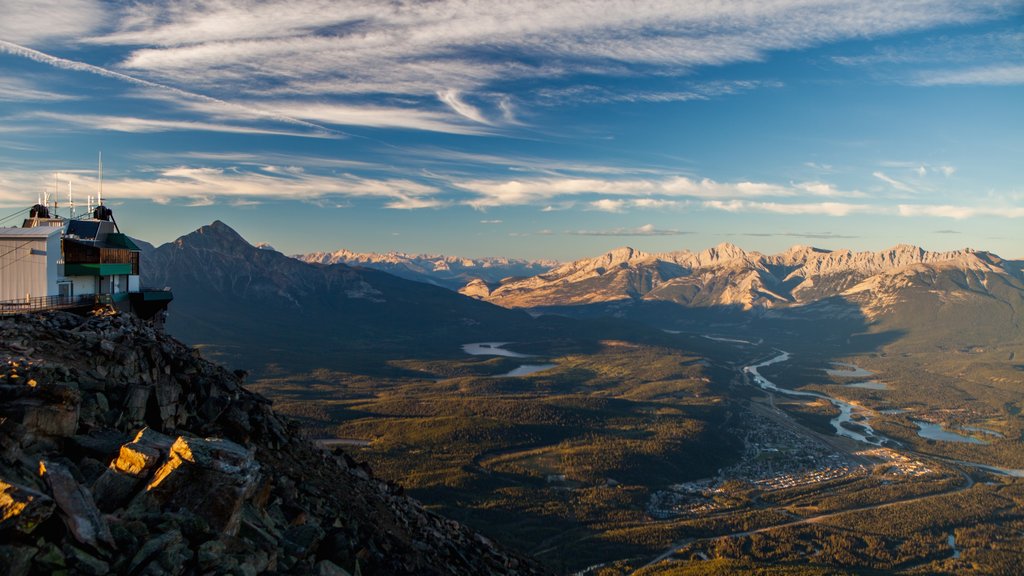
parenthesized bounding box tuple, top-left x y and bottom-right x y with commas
(462, 243, 1024, 344)
(141, 221, 540, 371)
(296, 248, 557, 289)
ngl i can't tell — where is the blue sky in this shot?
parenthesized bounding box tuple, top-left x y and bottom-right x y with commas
(1, 0, 1021, 260)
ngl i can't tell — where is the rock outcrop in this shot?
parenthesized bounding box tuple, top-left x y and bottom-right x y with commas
(0, 311, 550, 576)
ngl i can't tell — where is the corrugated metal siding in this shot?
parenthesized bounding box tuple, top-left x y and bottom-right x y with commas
(0, 236, 51, 301)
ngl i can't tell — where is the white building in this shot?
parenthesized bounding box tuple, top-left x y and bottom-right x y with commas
(0, 204, 171, 318)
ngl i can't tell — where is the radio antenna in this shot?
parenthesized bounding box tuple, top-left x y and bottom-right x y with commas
(97, 151, 103, 207)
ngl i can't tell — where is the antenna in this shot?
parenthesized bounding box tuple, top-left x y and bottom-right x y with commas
(69, 179, 75, 218)
(53, 172, 59, 215)
(97, 151, 103, 207)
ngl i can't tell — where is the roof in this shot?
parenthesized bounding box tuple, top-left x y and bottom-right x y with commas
(105, 233, 141, 251)
(66, 220, 103, 240)
(0, 226, 62, 238)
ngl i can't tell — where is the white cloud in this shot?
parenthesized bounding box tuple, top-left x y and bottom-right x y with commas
(437, 89, 490, 125)
(0, 166, 443, 210)
(0, 78, 76, 102)
(0, 0, 104, 44)
(0, 40, 333, 135)
(569, 224, 689, 236)
(898, 204, 1024, 218)
(703, 200, 875, 216)
(454, 175, 856, 209)
(589, 199, 626, 212)
(25, 112, 337, 138)
(912, 64, 1024, 86)
(82, 1, 1014, 101)
(480, 219, 503, 224)
(872, 171, 915, 192)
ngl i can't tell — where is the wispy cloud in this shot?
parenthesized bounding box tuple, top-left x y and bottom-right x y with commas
(454, 175, 847, 209)
(703, 200, 875, 217)
(24, 112, 337, 138)
(437, 89, 490, 125)
(569, 224, 690, 236)
(872, 171, 915, 192)
(0, 39, 333, 135)
(0, 166, 444, 210)
(0, 78, 77, 102)
(911, 64, 1024, 86)
(84, 1, 1015, 103)
(0, 0, 103, 44)
(741, 232, 859, 239)
(898, 204, 1024, 218)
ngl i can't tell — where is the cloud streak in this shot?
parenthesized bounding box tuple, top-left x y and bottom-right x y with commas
(569, 224, 689, 236)
(85, 1, 1016, 101)
(0, 39, 334, 135)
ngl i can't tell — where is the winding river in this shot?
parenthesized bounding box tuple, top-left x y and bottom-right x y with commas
(743, 351, 888, 446)
(744, 350, 1024, 476)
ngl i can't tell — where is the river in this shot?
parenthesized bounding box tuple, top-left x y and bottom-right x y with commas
(744, 351, 887, 446)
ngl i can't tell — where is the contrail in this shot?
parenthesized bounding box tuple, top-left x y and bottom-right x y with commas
(0, 39, 336, 136)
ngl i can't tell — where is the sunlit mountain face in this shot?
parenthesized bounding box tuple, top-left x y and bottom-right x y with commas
(2, 2, 1022, 575)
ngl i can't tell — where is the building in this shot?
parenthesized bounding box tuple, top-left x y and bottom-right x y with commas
(0, 203, 171, 319)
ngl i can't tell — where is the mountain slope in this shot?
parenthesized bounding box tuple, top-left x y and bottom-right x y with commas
(0, 311, 550, 575)
(141, 221, 538, 371)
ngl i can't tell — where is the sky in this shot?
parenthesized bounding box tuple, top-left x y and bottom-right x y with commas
(0, 1, 1022, 261)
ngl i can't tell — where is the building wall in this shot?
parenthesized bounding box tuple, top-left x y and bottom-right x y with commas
(0, 233, 63, 301)
(64, 274, 98, 297)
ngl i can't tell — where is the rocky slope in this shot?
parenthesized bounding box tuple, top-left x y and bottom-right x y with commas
(464, 243, 1024, 316)
(296, 249, 557, 290)
(0, 311, 551, 576)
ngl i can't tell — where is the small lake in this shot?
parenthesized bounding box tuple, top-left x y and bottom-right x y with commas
(913, 420, 987, 444)
(499, 364, 557, 377)
(462, 342, 533, 358)
(825, 362, 874, 378)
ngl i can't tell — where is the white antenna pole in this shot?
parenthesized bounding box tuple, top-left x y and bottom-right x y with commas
(53, 172, 58, 214)
(98, 151, 103, 207)
(69, 179, 74, 218)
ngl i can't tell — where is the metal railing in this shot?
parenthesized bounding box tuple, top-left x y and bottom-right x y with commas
(0, 294, 113, 316)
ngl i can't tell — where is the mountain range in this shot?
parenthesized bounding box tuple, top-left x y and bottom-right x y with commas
(296, 248, 557, 289)
(458, 242, 1024, 346)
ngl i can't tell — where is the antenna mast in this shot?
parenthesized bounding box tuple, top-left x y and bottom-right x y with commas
(97, 151, 103, 207)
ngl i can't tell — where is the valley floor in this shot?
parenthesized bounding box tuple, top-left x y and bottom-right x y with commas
(250, 331, 1024, 575)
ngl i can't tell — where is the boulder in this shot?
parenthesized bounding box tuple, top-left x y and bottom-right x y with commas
(0, 479, 54, 533)
(38, 459, 114, 549)
(144, 436, 259, 535)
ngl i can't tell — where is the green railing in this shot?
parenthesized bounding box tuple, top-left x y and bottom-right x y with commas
(0, 294, 113, 316)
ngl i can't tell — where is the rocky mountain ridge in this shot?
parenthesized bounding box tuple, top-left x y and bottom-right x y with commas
(461, 242, 1024, 317)
(295, 248, 557, 289)
(0, 311, 551, 575)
